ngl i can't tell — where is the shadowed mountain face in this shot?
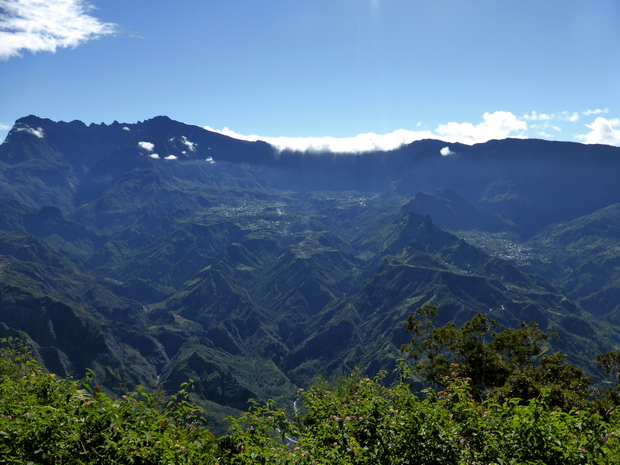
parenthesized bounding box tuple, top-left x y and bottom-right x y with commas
(2, 115, 620, 425)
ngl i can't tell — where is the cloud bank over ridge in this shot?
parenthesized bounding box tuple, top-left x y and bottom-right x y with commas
(206, 110, 618, 153)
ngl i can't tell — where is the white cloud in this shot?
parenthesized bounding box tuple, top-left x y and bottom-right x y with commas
(0, 123, 10, 130)
(209, 112, 525, 151)
(148, 153, 160, 159)
(529, 122, 562, 135)
(0, 0, 117, 61)
(523, 110, 579, 122)
(164, 155, 178, 160)
(138, 141, 154, 152)
(536, 131, 554, 139)
(575, 117, 620, 145)
(205, 126, 437, 153)
(523, 111, 552, 121)
(29, 127, 44, 138)
(583, 108, 609, 116)
(435, 111, 527, 144)
(204, 109, 618, 152)
(181, 136, 197, 151)
(15, 125, 44, 138)
(266, 129, 439, 153)
(440, 147, 455, 156)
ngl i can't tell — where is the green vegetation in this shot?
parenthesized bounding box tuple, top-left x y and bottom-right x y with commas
(3, 185, 620, 426)
(0, 338, 217, 464)
(222, 369, 619, 464)
(3, 317, 620, 464)
(4, 116, 620, 441)
(403, 306, 607, 418)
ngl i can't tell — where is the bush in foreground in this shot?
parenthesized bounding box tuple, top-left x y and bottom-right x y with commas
(222, 366, 620, 464)
(2, 337, 620, 464)
(0, 338, 217, 464)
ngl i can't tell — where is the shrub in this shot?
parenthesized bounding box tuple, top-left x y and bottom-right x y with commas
(219, 364, 620, 464)
(0, 338, 217, 464)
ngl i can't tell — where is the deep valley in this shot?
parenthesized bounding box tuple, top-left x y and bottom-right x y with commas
(2, 115, 620, 427)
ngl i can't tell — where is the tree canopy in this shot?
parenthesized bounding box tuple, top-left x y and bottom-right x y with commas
(401, 306, 594, 410)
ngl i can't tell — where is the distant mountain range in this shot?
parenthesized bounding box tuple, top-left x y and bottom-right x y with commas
(2, 115, 620, 427)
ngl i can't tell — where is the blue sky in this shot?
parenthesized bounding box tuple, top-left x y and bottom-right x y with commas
(1, 0, 619, 151)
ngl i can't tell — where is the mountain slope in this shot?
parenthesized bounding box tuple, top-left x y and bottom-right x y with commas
(2, 115, 620, 424)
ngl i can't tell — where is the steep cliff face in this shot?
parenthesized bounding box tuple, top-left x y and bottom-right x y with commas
(1, 115, 620, 422)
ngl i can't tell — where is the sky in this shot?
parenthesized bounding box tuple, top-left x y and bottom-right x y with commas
(1, 0, 619, 152)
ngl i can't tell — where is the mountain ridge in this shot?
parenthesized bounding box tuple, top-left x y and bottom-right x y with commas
(2, 115, 620, 426)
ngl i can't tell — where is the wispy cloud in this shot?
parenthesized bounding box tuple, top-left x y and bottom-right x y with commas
(575, 117, 620, 145)
(15, 124, 44, 138)
(523, 111, 553, 121)
(582, 108, 609, 116)
(181, 136, 197, 151)
(523, 111, 579, 122)
(528, 121, 563, 138)
(0, 0, 117, 61)
(0, 123, 10, 130)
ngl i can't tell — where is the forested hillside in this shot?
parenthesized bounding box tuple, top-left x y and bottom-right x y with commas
(1, 115, 620, 426)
